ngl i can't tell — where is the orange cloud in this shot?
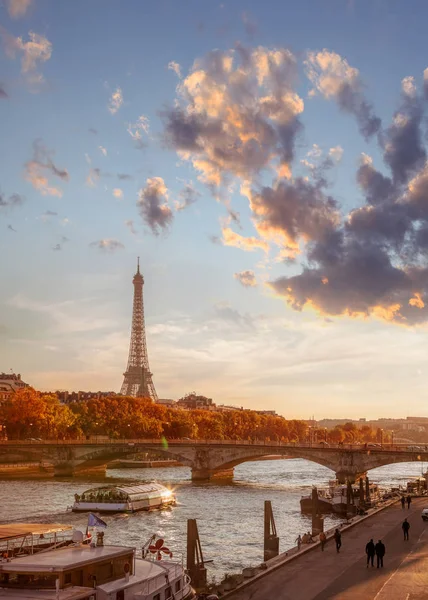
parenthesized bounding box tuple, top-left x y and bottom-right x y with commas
(221, 226, 269, 253)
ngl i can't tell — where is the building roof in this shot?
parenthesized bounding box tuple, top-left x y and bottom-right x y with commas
(0, 524, 72, 542)
(0, 545, 134, 572)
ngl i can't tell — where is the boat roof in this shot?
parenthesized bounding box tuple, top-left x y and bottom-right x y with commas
(81, 482, 169, 495)
(0, 586, 94, 599)
(0, 524, 72, 542)
(0, 545, 135, 572)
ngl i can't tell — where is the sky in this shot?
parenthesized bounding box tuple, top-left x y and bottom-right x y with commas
(2, 0, 428, 419)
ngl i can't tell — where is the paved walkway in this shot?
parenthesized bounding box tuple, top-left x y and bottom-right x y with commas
(227, 498, 428, 600)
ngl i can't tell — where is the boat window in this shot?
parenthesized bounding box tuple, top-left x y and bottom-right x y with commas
(175, 580, 181, 592)
(165, 586, 172, 599)
(153, 594, 160, 600)
(0, 572, 57, 588)
(64, 573, 72, 585)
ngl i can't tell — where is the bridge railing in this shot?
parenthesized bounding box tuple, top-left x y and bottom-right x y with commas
(0, 438, 427, 453)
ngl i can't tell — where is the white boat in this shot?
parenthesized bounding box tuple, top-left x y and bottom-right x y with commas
(0, 527, 194, 600)
(72, 483, 176, 513)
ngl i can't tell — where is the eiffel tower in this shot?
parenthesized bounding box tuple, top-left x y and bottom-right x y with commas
(120, 259, 158, 399)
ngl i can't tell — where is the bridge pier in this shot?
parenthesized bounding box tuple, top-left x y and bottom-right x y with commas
(191, 467, 234, 482)
(54, 462, 77, 477)
(53, 462, 107, 477)
(335, 470, 367, 484)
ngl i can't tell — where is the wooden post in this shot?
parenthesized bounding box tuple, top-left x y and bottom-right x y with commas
(359, 477, 365, 507)
(311, 487, 324, 536)
(186, 519, 207, 590)
(264, 501, 279, 561)
(365, 476, 370, 504)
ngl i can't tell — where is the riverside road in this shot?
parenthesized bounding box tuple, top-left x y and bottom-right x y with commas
(227, 497, 428, 600)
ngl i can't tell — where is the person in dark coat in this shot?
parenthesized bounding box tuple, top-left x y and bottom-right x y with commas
(334, 529, 342, 553)
(365, 538, 375, 567)
(401, 496, 405, 509)
(407, 495, 412, 509)
(402, 518, 410, 540)
(375, 540, 385, 567)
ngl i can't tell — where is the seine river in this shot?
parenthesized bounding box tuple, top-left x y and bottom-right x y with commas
(0, 459, 425, 582)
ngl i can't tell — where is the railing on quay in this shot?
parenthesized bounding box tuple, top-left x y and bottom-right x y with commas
(0, 438, 427, 453)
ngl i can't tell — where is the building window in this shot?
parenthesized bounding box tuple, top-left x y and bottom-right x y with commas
(175, 580, 181, 592)
(165, 588, 172, 600)
(153, 594, 160, 600)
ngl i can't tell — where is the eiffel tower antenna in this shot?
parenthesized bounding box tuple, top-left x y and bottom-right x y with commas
(120, 259, 158, 399)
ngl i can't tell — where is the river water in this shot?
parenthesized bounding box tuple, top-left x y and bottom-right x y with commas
(0, 460, 425, 582)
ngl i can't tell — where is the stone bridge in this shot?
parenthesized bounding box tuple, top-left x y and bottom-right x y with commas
(0, 440, 427, 482)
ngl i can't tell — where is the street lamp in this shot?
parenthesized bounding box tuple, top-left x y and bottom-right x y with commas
(324, 428, 327, 442)
(380, 429, 384, 448)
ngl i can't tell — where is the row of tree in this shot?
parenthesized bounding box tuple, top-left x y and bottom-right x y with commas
(0, 388, 388, 443)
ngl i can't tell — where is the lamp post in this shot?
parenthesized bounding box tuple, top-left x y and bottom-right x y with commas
(392, 431, 394, 447)
(95, 422, 99, 443)
(380, 428, 384, 448)
(324, 428, 327, 442)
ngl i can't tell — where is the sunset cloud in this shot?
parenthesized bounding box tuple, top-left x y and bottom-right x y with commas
(168, 61, 182, 78)
(98, 146, 107, 156)
(221, 226, 269, 253)
(0, 191, 24, 210)
(127, 115, 150, 147)
(305, 49, 380, 139)
(125, 219, 137, 235)
(234, 270, 257, 287)
(1, 29, 52, 88)
(162, 45, 303, 189)
(175, 182, 201, 211)
(86, 167, 100, 187)
(137, 177, 173, 235)
(89, 239, 124, 252)
(24, 140, 69, 197)
(113, 188, 123, 200)
(6, 0, 32, 18)
(108, 87, 123, 114)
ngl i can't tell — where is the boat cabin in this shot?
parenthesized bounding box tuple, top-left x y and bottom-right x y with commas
(0, 543, 193, 600)
(0, 545, 133, 599)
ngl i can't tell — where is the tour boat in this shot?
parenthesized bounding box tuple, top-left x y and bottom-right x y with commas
(0, 529, 194, 600)
(300, 480, 382, 515)
(300, 489, 333, 514)
(72, 483, 176, 513)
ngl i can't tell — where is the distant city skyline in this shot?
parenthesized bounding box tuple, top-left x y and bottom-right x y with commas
(2, 1, 428, 418)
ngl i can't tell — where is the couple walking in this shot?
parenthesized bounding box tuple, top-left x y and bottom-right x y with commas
(401, 495, 412, 510)
(365, 539, 385, 568)
(365, 517, 411, 568)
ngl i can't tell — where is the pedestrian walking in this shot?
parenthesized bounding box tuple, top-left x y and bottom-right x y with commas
(407, 495, 412, 509)
(295, 534, 302, 550)
(401, 496, 405, 509)
(319, 531, 327, 551)
(334, 529, 342, 553)
(365, 538, 375, 567)
(402, 518, 410, 540)
(375, 539, 385, 568)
